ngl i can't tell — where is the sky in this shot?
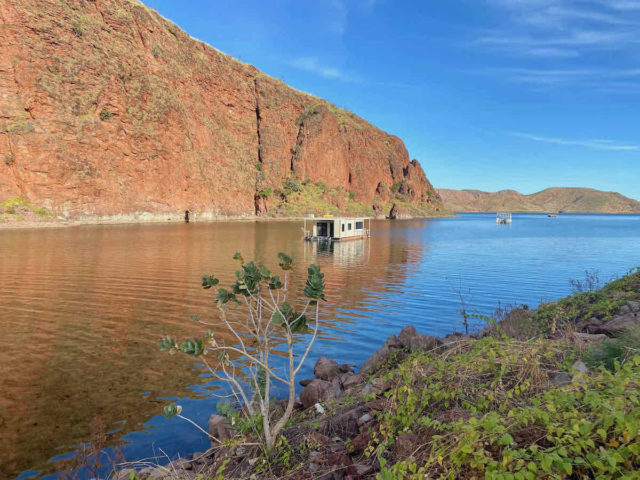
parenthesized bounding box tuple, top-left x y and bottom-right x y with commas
(144, 0, 640, 199)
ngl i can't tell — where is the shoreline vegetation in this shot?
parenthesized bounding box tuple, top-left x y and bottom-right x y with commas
(101, 267, 640, 480)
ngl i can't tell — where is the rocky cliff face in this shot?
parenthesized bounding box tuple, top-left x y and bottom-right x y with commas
(0, 0, 442, 220)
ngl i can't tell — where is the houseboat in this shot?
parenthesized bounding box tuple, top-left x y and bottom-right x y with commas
(303, 216, 371, 242)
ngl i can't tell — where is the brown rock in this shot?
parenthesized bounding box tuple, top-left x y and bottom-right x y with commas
(300, 379, 339, 409)
(394, 432, 418, 460)
(314, 357, 341, 381)
(398, 325, 442, 352)
(350, 431, 371, 453)
(208, 414, 233, 444)
(572, 332, 607, 345)
(360, 334, 402, 375)
(342, 373, 362, 389)
(595, 312, 640, 336)
(346, 464, 374, 477)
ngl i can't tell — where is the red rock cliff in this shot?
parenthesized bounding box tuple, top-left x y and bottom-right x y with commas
(0, 0, 443, 219)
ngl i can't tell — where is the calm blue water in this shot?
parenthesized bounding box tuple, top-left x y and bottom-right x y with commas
(2, 213, 639, 478)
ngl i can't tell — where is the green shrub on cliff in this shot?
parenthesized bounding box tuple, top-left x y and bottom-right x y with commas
(159, 252, 326, 451)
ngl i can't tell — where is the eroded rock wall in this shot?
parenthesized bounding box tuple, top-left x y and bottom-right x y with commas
(0, 0, 441, 219)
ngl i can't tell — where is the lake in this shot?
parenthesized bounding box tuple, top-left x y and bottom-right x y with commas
(1, 213, 639, 479)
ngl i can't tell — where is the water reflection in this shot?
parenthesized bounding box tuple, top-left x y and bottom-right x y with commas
(0, 220, 426, 478)
(3, 215, 639, 478)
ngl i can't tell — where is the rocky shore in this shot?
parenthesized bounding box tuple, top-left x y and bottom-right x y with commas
(113, 269, 640, 480)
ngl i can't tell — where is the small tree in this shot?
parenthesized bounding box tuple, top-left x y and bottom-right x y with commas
(159, 252, 325, 451)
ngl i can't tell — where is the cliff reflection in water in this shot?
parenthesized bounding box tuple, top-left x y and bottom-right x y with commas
(0, 219, 426, 478)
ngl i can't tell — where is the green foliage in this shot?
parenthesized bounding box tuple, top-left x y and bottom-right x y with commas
(585, 325, 640, 371)
(99, 108, 112, 121)
(257, 187, 271, 199)
(4, 153, 14, 166)
(367, 336, 640, 479)
(533, 268, 640, 334)
(295, 104, 320, 126)
(0, 197, 52, 218)
(283, 177, 302, 195)
(152, 45, 161, 58)
(159, 252, 326, 451)
(71, 21, 83, 37)
(162, 403, 182, 418)
(315, 181, 326, 192)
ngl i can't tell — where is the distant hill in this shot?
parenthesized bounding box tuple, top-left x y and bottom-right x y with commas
(437, 187, 640, 213)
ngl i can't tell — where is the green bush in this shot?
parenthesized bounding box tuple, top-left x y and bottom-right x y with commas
(585, 325, 640, 371)
(283, 177, 301, 194)
(99, 109, 112, 121)
(71, 21, 83, 37)
(160, 253, 326, 451)
(4, 153, 14, 166)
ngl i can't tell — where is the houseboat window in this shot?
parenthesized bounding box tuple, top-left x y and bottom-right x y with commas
(355, 221, 363, 229)
(348, 223, 352, 230)
(342, 224, 345, 232)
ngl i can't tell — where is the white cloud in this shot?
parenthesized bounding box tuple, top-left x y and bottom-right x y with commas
(289, 57, 359, 82)
(513, 132, 639, 150)
(479, 0, 640, 58)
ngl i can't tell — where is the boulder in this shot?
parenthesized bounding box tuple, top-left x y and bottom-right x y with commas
(398, 325, 442, 352)
(346, 464, 375, 477)
(550, 372, 572, 387)
(360, 334, 402, 375)
(208, 414, 233, 444)
(628, 301, 640, 311)
(300, 379, 340, 409)
(314, 357, 341, 381)
(572, 332, 607, 345)
(595, 311, 640, 336)
(394, 432, 418, 460)
(115, 469, 135, 480)
(341, 372, 362, 389)
(320, 407, 366, 439)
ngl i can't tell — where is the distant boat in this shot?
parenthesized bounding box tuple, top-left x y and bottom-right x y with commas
(496, 212, 512, 224)
(548, 213, 558, 218)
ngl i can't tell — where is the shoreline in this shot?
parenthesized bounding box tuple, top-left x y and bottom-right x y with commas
(111, 268, 640, 480)
(0, 212, 454, 231)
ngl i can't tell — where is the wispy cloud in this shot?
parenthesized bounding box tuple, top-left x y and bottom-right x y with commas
(513, 132, 639, 150)
(289, 57, 359, 82)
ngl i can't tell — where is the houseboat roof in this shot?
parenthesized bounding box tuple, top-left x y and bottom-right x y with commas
(308, 216, 371, 221)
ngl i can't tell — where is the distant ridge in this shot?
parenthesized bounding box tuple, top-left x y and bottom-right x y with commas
(437, 187, 640, 214)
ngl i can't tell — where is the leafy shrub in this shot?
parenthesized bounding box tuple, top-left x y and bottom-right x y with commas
(315, 181, 326, 192)
(585, 325, 640, 371)
(4, 153, 14, 166)
(71, 21, 83, 37)
(348, 190, 356, 201)
(99, 109, 112, 121)
(152, 45, 161, 58)
(159, 252, 326, 451)
(283, 177, 301, 195)
(257, 187, 271, 199)
(295, 104, 320, 126)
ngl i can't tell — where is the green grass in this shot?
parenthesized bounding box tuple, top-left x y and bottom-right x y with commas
(0, 197, 52, 218)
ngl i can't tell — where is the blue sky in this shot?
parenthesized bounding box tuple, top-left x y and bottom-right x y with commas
(145, 0, 640, 199)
